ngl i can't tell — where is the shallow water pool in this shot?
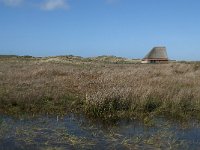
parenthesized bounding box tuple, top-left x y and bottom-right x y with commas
(0, 114, 200, 150)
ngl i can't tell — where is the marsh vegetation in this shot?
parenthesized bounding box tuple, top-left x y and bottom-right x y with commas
(1, 56, 200, 149)
(1, 56, 200, 121)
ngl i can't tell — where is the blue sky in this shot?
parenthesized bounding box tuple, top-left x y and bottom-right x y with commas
(0, 0, 200, 60)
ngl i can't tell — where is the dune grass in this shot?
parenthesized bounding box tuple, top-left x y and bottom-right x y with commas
(0, 56, 200, 121)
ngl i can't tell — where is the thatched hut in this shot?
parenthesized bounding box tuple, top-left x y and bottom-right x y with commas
(141, 47, 168, 63)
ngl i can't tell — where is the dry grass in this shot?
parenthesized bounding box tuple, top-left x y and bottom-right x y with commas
(0, 56, 200, 121)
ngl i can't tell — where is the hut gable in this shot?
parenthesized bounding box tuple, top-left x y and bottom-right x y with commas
(142, 47, 168, 63)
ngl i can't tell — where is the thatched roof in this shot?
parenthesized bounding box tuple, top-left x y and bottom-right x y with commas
(143, 47, 168, 60)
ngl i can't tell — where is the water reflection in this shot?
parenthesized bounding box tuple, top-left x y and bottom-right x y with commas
(0, 114, 200, 150)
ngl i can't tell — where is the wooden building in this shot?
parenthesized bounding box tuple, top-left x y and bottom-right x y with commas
(141, 47, 168, 64)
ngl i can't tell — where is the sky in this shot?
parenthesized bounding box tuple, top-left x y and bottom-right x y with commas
(0, 0, 200, 60)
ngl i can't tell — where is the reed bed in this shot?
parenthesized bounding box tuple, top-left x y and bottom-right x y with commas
(0, 57, 200, 121)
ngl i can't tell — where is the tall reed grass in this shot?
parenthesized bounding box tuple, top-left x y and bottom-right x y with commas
(0, 57, 200, 121)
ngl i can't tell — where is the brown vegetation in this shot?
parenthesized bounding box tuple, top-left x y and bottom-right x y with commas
(0, 56, 200, 121)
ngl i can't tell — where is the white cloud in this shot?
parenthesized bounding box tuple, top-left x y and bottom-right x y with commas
(41, 0, 69, 11)
(0, 0, 116, 10)
(0, 0, 23, 6)
(0, 0, 69, 11)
